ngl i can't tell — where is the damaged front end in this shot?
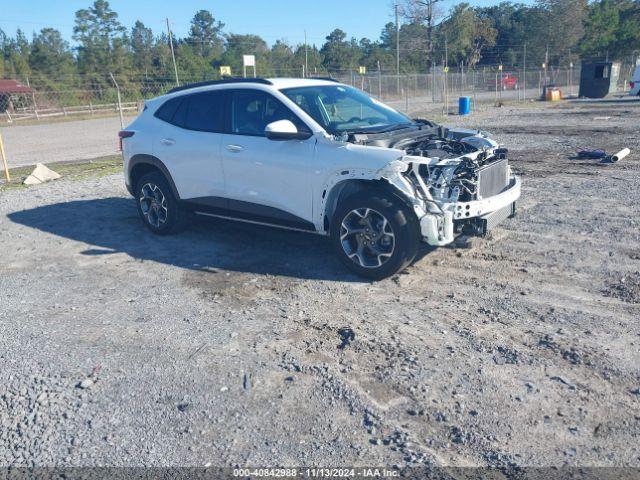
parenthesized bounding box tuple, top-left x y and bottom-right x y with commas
(370, 124, 521, 246)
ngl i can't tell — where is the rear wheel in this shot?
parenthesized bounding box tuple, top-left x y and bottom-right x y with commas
(135, 171, 187, 235)
(331, 191, 420, 280)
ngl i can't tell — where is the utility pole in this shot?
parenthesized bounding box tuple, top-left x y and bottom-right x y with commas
(544, 44, 549, 88)
(523, 43, 527, 101)
(304, 30, 309, 79)
(395, 3, 400, 95)
(166, 18, 179, 87)
(444, 38, 448, 115)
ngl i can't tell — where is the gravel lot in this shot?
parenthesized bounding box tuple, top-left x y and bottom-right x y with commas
(1, 99, 639, 472)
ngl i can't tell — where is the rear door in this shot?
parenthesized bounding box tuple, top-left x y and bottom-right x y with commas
(220, 89, 316, 229)
(152, 90, 226, 202)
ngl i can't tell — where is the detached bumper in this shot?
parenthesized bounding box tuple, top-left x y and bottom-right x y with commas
(420, 175, 521, 246)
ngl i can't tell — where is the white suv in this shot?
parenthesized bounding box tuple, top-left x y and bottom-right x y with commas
(120, 78, 521, 279)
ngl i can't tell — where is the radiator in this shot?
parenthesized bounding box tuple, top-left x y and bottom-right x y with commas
(477, 158, 509, 199)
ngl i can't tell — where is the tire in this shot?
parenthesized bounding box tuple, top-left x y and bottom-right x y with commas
(330, 191, 421, 280)
(134, 171, 187, 235)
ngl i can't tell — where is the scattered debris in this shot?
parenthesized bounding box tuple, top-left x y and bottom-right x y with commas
(549, 375, 576, 390)
(77, 378, 94, 390)
(337, 327, 355, 350)
(576, 148, 606, 160)
(609, 147, 630, 163)
(23, 163, 61, 185)
(242, 372, 252, 390)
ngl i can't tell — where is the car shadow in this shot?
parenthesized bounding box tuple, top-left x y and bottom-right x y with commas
(7, 197, 370, 282)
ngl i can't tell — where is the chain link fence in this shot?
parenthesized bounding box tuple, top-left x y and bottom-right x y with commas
(0, 65, 599, 125)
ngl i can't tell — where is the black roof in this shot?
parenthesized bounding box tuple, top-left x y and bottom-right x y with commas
(167, 78, 273, 94)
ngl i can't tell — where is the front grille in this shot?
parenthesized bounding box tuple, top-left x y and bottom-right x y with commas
(477, 158, 509, 199)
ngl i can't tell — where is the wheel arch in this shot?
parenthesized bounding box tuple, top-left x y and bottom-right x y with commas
(322, 178, 417, 233)
(129, 154, 180, 200)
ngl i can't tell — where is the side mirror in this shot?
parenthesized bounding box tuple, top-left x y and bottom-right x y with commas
(265, 120, 312, 141)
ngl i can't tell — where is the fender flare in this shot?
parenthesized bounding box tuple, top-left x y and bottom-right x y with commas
(129, 154, 181, 200)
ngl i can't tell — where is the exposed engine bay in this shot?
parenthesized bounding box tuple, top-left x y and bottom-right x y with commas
(346, 121, 512, 204)
(341, 120, 521, 246)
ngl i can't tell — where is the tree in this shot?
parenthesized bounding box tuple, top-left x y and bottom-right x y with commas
(439, 4, 497, 67)
(73, 0, 128, 76)
(270, 40, 295, 76)
(320, 29, 360, 73)
(131, 21, 154, 73)
(581, 0, 640, 61)
(0, 29, 31, 78)
(219, 34, 269, 76)
(401, 0, 445, 70)
(188, 10, 224, 58)
(537, 0, 588, 65)
(293, 43, 324, 76)
(29, 28, 74, 77)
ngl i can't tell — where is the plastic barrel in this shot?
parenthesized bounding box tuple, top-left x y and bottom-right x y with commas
(458, 96, 471, 115)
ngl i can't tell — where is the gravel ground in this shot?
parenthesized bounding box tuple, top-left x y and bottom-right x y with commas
(1, 99, 639, 471)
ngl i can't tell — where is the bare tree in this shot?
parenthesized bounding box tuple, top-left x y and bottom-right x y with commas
(400, 0, 444, 71)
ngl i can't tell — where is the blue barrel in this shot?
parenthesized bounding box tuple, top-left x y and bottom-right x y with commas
(458, 96, 471, 115)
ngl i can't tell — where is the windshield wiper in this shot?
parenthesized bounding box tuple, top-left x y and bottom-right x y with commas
(344, 122, 414, 135)
(378, 122, 414, 133)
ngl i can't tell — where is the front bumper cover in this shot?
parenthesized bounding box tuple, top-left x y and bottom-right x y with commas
(419, 175, 521, 246)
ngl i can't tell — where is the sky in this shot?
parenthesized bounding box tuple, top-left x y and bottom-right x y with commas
(0, 0, 516, 47)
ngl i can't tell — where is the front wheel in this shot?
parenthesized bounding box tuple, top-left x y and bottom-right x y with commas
(331, 191, 420, 280)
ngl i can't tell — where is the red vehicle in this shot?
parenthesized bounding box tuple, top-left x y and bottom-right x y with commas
(487, 72, 519, 90)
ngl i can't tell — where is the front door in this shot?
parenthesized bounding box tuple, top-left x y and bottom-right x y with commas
(220, 89, 316, 229)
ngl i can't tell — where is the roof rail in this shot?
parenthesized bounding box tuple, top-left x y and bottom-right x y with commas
(167, 77, 273, 94)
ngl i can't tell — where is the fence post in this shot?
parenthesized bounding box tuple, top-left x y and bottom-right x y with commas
(109, 72, 124, 130)
(0, 129, 10, 182)
(405, 75, 409, 112)
(25, 77, 40, 120)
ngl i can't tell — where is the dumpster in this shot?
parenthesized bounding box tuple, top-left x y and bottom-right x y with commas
(578, 62, 621, 98)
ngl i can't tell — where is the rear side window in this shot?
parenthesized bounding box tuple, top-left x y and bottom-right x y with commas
(154, 91, 225, 133)
(183, 91, 225, 132)
(154, 97, 181, 123)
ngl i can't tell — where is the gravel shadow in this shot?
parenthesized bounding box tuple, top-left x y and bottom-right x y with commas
(7, 196, 364, 282)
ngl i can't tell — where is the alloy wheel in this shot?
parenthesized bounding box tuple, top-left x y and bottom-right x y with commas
(139, 183, 168, 228)
(340, 208, 395, 268)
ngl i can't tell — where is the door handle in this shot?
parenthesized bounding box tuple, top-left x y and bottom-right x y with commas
(225, 144, 244, 153)
(160, 138, 175, 146)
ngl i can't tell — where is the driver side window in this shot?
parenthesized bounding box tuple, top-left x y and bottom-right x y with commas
(230, 90, 310, 137)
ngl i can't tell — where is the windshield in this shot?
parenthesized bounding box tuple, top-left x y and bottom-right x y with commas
(280, 85, 413, 135)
